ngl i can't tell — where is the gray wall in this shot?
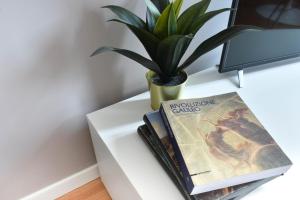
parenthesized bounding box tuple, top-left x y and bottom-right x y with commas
(0, 0, 231, 199)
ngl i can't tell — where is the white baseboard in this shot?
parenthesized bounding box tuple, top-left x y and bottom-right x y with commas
(21, 164, 100, 200)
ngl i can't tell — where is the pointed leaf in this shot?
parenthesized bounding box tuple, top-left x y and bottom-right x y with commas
(144, 0, 161, 18)
(173, 0, 183, 17)
(153, 4, 172, 38)
(103, 5, 145, 28)
(146, 8, 156, 32)
(146, 0, 171, 31)
(154, 3, 177, 38)
(189, 8, 231, 34)
(178, 26, 261, 71)
(177, 0, 211, 34)
(150, 0, 170, 12)
(168, 5, 177, 35)
(90, 47, 162, 74)
(156, 34, 193, 76)
(108, 19, 160, 61)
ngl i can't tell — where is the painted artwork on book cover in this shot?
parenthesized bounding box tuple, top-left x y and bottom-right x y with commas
(161, 92, 292, 187)
(145, 112, 274, 200)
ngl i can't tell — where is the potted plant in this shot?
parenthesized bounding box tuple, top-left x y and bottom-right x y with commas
(91, 0, 257, 110)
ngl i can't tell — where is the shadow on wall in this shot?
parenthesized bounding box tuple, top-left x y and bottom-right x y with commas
(78, 4, 126, 109)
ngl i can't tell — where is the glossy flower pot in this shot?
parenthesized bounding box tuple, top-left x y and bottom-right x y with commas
(146, 71, 188, 110)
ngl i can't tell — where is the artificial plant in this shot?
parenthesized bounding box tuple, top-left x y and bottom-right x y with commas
(91, 0, 256, 84)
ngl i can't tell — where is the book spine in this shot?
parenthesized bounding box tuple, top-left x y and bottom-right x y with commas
(137, 126, 194, 200)
(159, 107, 194, 194)
(143, 115, 187, 185)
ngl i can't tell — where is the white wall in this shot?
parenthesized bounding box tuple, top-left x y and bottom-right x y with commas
(0, 0, 231, 199)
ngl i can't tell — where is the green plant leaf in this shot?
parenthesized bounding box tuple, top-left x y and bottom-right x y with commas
(189, 8, 231, 34)
(156, 34, 193, 76)
(108, 19, 160, 61)
(146, 8, 156, 32)
(168, 5, 177, 35)
(154, 3, 177, 38)
(150, 0, 170, 12)
(178, 26, 261, 71)
(144, 0, 161, 19)
(146, 1, 171, 31)
(103, 5, 145, 28)
(173, 0, 183, 17)
(90, 47, 162, 74)
(177, 0, 211, 34)
(153, 4, 172, 38)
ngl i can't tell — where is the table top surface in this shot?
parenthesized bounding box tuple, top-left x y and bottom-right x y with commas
(87, 64, 300, 200)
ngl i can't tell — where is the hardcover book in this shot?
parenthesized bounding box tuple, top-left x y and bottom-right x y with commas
(140, 112, 275, 200)
(159, 92, 292, 195)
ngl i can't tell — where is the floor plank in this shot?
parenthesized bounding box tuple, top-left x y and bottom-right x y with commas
(56, 178, 111, 200)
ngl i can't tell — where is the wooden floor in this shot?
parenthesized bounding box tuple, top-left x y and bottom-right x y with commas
(57, 178, 111, 200)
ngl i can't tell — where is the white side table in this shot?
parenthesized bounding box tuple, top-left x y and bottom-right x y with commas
(87, 65, 300, 200)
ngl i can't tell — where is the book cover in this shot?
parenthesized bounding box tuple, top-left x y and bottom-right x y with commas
(141, 111, 276, 200)
(159, 92, 292, 194)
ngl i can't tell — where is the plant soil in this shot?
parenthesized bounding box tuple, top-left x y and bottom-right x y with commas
(152, 71, 187, 86)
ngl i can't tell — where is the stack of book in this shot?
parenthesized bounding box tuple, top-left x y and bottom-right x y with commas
(138, 92, 292, 200)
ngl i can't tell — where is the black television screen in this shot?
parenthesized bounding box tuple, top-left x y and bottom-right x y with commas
(220, 0, 300, 72)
